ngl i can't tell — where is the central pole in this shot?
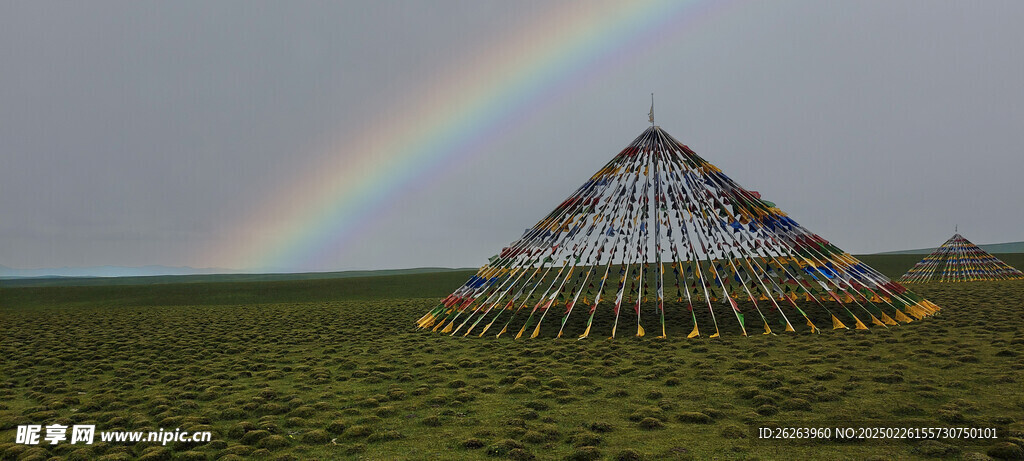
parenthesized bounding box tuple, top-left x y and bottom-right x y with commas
(649, 93, 655, 125)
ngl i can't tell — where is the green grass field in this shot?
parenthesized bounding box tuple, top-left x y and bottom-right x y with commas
(2, 257, 1024, 460)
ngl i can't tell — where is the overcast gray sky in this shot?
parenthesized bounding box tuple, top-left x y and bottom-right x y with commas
(2, 0, 1023, 272)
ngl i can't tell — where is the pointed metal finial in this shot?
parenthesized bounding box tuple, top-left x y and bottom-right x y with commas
(648, 93, 655, 125)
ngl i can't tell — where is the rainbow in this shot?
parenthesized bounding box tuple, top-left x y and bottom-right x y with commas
(206, 0, 737, 272)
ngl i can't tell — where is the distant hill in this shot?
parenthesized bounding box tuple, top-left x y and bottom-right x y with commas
(877, 240, 1024, 255)
(0, 266, 473, 287)
(0, 264, 235, 279)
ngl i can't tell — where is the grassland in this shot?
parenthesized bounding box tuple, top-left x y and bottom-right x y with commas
(2, 262, 1024, 460)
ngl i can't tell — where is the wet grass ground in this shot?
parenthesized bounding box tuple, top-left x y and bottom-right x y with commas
(2, 275, 1024, 460)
